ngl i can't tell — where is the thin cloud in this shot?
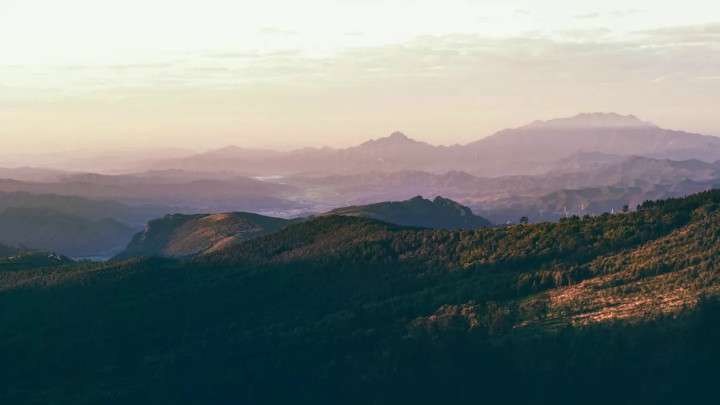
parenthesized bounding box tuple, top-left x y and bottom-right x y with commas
(56, 63, 174, 71)
(549, 28, 614, 40)
(202, 52, 259, 59)
(634, 22, 720, 45)
(573, 9, 647, 19)
(257, 27, 299, 35)
(203, 50, 301, 59)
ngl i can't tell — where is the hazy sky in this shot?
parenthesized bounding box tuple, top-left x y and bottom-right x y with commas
(1, 0, 720, 153)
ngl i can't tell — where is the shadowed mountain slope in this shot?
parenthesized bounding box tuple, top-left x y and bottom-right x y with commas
(115, 212, 291, 259)
(0, 207, 135, 257)
(324, 195, 492, 229)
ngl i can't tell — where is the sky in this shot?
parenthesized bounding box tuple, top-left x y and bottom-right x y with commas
(1, 0, 720, 153)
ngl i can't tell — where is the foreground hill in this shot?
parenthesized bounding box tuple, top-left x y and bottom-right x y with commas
(115, 212, 290, 259)
(324, 196, 492, 229)
(3, 189, 720, 403)
(0, 207, 135, 257)
(116, 196, 488, 259)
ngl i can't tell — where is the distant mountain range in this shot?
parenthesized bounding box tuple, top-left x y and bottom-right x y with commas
(1, 112, 720, 240)
(3, 113, 718, 179)
(467, 113, 720, 173)
(139, 113, 720, 177)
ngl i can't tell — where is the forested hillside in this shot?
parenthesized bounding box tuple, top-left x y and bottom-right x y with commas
(324, 195, 492, 229)
(2, 189, 720, 403)
(115, 212, 290, 259)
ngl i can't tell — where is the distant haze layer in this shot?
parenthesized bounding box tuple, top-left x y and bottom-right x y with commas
(1, 0, 719, 153)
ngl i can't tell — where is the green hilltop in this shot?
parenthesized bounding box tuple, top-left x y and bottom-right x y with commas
(325, 195, 492, 229)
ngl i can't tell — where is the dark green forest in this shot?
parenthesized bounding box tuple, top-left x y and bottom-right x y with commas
(3, 190, 720, 404)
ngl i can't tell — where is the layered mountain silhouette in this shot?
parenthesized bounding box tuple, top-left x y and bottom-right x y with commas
(139, 113, 720, 176)
(149, 130, 462, 175)
(1, 112, 719, 230)
(4, 113, 718, 180)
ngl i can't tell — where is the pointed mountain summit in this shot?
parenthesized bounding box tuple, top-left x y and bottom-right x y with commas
(387, 131, 412, 141)
(358, 131, 429, 148)
(336, 131, 458, 172)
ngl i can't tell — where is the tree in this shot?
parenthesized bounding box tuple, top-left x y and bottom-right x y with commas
(519, 216, 529, 225)
(622, 204, 629, 213)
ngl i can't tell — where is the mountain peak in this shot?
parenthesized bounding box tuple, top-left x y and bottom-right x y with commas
(388, 131, 409, 140)
(358, 131, 426, 149)
(375, 131, 419, 144)
(523, 112, 657, 130)
(373, 131, 415, 144)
